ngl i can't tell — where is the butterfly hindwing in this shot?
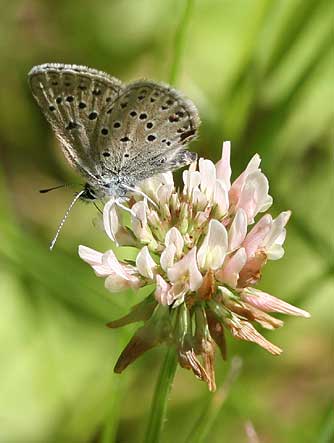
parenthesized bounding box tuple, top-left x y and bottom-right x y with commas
(95, 81, 200, 182)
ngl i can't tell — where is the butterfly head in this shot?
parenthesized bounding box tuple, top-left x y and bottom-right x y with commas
(80, 182, 100, 201)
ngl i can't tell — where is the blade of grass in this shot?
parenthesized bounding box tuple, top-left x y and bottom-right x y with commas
(169, 0, 195, 85)
(143, 347, 178, 443)
(100, 375, 126, 443)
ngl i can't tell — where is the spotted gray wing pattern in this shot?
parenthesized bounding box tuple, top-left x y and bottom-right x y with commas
(95, 81, 200, 182)
(28, 63, 124, 180)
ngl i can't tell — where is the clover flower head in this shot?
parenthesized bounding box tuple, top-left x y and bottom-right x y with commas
(79, 141, 310, 391)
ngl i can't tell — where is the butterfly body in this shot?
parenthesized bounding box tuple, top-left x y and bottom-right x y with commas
(28, 63, 200, 201)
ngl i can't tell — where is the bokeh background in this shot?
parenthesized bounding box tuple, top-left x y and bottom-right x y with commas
(0, 0, 333, 442)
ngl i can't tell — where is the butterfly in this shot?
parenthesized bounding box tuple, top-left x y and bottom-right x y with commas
(28, 63, 200, 247)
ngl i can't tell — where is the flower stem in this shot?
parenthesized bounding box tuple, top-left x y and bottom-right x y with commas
(143, 347, 178, 443)
(169, 0, 196, 86)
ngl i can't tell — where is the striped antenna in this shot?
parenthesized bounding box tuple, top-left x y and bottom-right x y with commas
(49, 190, 85, 251)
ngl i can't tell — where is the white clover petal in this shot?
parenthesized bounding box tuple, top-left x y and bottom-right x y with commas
(192, 188, 208, 209)
(160, 244, 176, 271)
(136, 246, 157, 279)
(103, 198, 119, 242)
(264, 211, 291, 247)
(197, 219, 228, 270)
(228, 208, 248, 251)
(199, 158, 216, 201)
(157, 183, 174, 205)
(183, 170, 201, 197)
(266, 244, 285, 260)
(78, 245, 111, 277)
(214, 180, 229, 217)
(154, 275, 172, 305)
(165, 227, 184, 256)
(131, 201, 155, 244)
(167, 247, 203, 291)
(139, 172, 174, 202)
(215, 141, 231, 191)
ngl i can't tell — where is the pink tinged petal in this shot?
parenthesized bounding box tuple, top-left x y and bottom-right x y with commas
(199, 158, 216, 201)
(160, 244, 176, 271)
(154, 275, 172, 305)
(102, 250, 133, 280)
(168, 247, 203, 291)
(216, 248, 247, 288)
(78, 245, 111, 277)
(215, 141, 231, 191)
(103, 198, 119, 242)
(241, 288, 311, 318)
(243, 214, 273, 257)
(197, 220, 228, 270)
(236, 171, 272, 223)
(165, 227, 184, 256)
(104, 274, 141, 293)
(214, 180, 229, 217)
(229, 154, 262, 205)
(228, 317, 282, 355)
(228, 208, 248, 251)
(136, 246, 157, 279)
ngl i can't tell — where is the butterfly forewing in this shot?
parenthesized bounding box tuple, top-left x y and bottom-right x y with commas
(28, 63, 124, 179)
(95, 81, 200, 182)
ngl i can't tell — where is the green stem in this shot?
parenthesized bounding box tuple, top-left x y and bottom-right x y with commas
(143, 347, 178, 443)
(169, 0, 196, 86)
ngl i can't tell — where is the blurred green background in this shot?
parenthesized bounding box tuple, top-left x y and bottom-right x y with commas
(0, 0, 333, 442)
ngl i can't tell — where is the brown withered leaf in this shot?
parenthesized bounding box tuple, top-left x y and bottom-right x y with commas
(107, 294, 157, 329)
(238, 251, 267, 287)
(114, 326, 159, 373)
(206, 309, 227, 360)
(198, 269, 215, 300)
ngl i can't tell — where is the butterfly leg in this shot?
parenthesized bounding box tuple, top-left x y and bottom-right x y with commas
(115, 199, 138, 218)
(122, 185, 158, 209)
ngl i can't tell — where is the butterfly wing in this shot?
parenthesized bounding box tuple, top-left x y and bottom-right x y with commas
(94, 81, 200, 184)
(28, 63, 124, 181)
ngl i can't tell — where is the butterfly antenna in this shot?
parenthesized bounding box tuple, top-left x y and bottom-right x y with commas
(40, 184, 73, 193)
(49, 190, 85, 251)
